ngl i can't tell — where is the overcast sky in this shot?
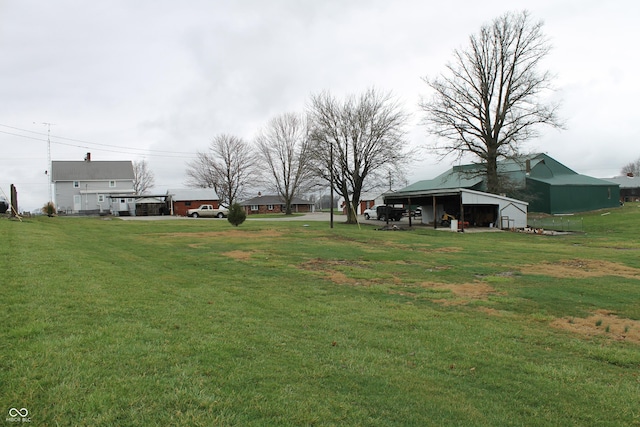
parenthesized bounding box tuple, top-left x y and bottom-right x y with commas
(1, 0, 638, 211)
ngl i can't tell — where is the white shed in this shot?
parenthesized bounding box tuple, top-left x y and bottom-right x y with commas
(384, 187, 528, 230)
(460, 189, 528, 229)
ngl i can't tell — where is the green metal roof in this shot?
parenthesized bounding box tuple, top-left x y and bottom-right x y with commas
(398, 173, 483, 193)
(397, 153, 615, 193)
(529, 174, 616, 186)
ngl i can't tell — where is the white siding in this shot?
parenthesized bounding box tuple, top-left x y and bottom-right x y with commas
(462, 190, 528, 229)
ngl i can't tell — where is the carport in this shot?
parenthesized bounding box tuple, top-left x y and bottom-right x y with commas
(384, 188, 528, 230)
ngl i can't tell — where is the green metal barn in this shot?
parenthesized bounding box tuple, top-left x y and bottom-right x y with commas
(399, 154, 619, 214)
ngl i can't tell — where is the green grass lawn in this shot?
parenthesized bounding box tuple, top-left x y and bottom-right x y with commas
(1, 204, 640, 426)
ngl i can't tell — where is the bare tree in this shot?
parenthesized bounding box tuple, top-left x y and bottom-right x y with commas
(308, 88, 410, 224)
(421, 10, 563, 194)
(256, 112, 315, 215)
(621, 157, 640, 176)
(185, 152, 218, 189)
(132, 160, 155, 194)
(185, 134, 259, 206)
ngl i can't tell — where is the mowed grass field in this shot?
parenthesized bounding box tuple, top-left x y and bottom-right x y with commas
(1, 204, 640, 426)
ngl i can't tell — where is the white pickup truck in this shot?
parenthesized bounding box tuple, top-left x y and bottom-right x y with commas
(187, 204, 229, 218)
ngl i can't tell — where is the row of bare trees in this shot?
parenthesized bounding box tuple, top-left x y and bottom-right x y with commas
(185, 10, 566, 222)
(185, 88, 410, 223)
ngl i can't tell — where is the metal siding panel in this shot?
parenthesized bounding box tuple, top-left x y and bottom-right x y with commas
(550, 185, 620, 214)
(499, 203, 528, 228)
(54, 183, 76, 211)
(525, 179, 551, 213)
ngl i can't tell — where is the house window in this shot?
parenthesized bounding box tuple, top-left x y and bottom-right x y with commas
(608, 188, 611, 199)
(109, 180, 116, 188)
(185, 201, 191, 206)
(267, 204, 274, 210)
(73, 181, 79, 188)
(251, 205, 259, 211)
(97, 195, 105, 203)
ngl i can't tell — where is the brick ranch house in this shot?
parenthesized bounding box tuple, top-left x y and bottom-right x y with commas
(166, 188, 222, 216)
(239, 194, 314, 215)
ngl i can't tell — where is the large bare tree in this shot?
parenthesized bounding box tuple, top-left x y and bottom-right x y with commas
(256, 112, 314, 215)
(308, 88, 410, 224)
(185, 134, 259, 206)
(421, 10, 563, 194)
(132, 160, 155, 194)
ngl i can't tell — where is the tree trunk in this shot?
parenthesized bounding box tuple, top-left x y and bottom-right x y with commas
(346, 200, 358, 224)
(486, 155, 499, 194)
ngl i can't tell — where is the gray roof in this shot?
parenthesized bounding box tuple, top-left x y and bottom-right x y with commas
(603, 175, 640, 189)
(166, 188, 219, 201)
(239, 194, 312, 206)
(51, 160, 134, 181)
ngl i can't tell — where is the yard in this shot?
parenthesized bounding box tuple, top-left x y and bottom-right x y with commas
(1, 204, 639, 425)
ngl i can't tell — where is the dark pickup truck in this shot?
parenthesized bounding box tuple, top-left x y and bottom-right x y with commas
(376, 205, 405, 221)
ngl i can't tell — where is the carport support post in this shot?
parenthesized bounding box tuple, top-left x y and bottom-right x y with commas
(432, 195, 437, 229)
(459, 197, 465, 232)
(408, 196, 412, 227)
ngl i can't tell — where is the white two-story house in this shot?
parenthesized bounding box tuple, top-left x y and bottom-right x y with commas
(51, 153, 135, 215)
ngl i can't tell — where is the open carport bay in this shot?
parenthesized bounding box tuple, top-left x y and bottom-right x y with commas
(384, 188, 528, 230)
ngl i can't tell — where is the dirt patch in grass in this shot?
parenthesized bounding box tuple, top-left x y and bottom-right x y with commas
(551, 310, 640, 344)
(424, 247, 463, 253)
(300, 259, 376, 286)
(393, 281, 501, 306)
(476, 307, 504, 316)
(300, 258, 367, 271)
(155, 229, 283, 240)
(327, 271, 362, 286)
(421, 281, 498, 298)
(222, 250, 254, 261)
(300, 259, 496, 302)
(299, 258, 410, 287)
(520, 259, 640, 280)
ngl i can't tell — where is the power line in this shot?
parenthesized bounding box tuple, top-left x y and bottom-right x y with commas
(0, 123, 195, 155)
(0, 125, 198, 159)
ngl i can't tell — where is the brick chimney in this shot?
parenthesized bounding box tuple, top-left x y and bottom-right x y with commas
(84, 152, 91, 162)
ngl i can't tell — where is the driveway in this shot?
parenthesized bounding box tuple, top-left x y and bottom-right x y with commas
(118, 212, 336, 221)
(117, 211, 424, 225)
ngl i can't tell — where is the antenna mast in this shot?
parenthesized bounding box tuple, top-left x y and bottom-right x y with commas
(39, 122, 55, 203)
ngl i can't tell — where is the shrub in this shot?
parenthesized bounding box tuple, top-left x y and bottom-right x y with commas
(227, 203, 246, 227)
(42, 202, 56, 217)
